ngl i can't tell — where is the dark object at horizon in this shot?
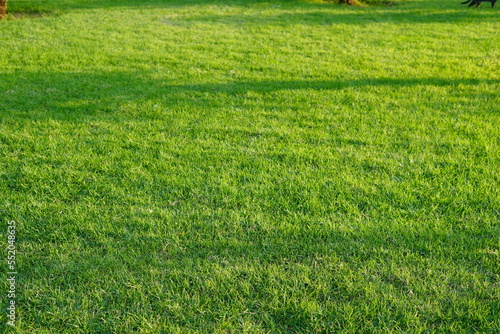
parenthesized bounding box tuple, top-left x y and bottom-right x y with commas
(461, 0, 496, 7)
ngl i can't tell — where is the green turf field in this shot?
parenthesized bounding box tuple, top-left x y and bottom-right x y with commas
(1, 0, 499, 332)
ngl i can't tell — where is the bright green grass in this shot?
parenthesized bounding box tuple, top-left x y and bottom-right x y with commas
(1, 0, 499, 332)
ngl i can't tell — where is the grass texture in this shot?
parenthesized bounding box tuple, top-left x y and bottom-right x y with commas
(0, 0, 499, 332)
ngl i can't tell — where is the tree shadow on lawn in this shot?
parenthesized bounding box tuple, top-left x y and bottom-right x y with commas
(183, 8, 498, 26)
(1, 71, 498, 122)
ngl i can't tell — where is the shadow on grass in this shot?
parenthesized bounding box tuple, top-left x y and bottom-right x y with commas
(182, 8, 499, 26)
(1, 71, 498, 121)
(167, 77, 499, 93)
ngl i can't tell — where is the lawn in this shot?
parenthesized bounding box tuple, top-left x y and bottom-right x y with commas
(0, 0, 499, 332)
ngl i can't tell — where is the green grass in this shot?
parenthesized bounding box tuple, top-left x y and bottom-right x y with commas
(1, 0, 499, 332)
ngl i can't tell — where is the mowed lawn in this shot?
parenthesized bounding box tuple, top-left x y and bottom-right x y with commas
(1, 0, 499, 332)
